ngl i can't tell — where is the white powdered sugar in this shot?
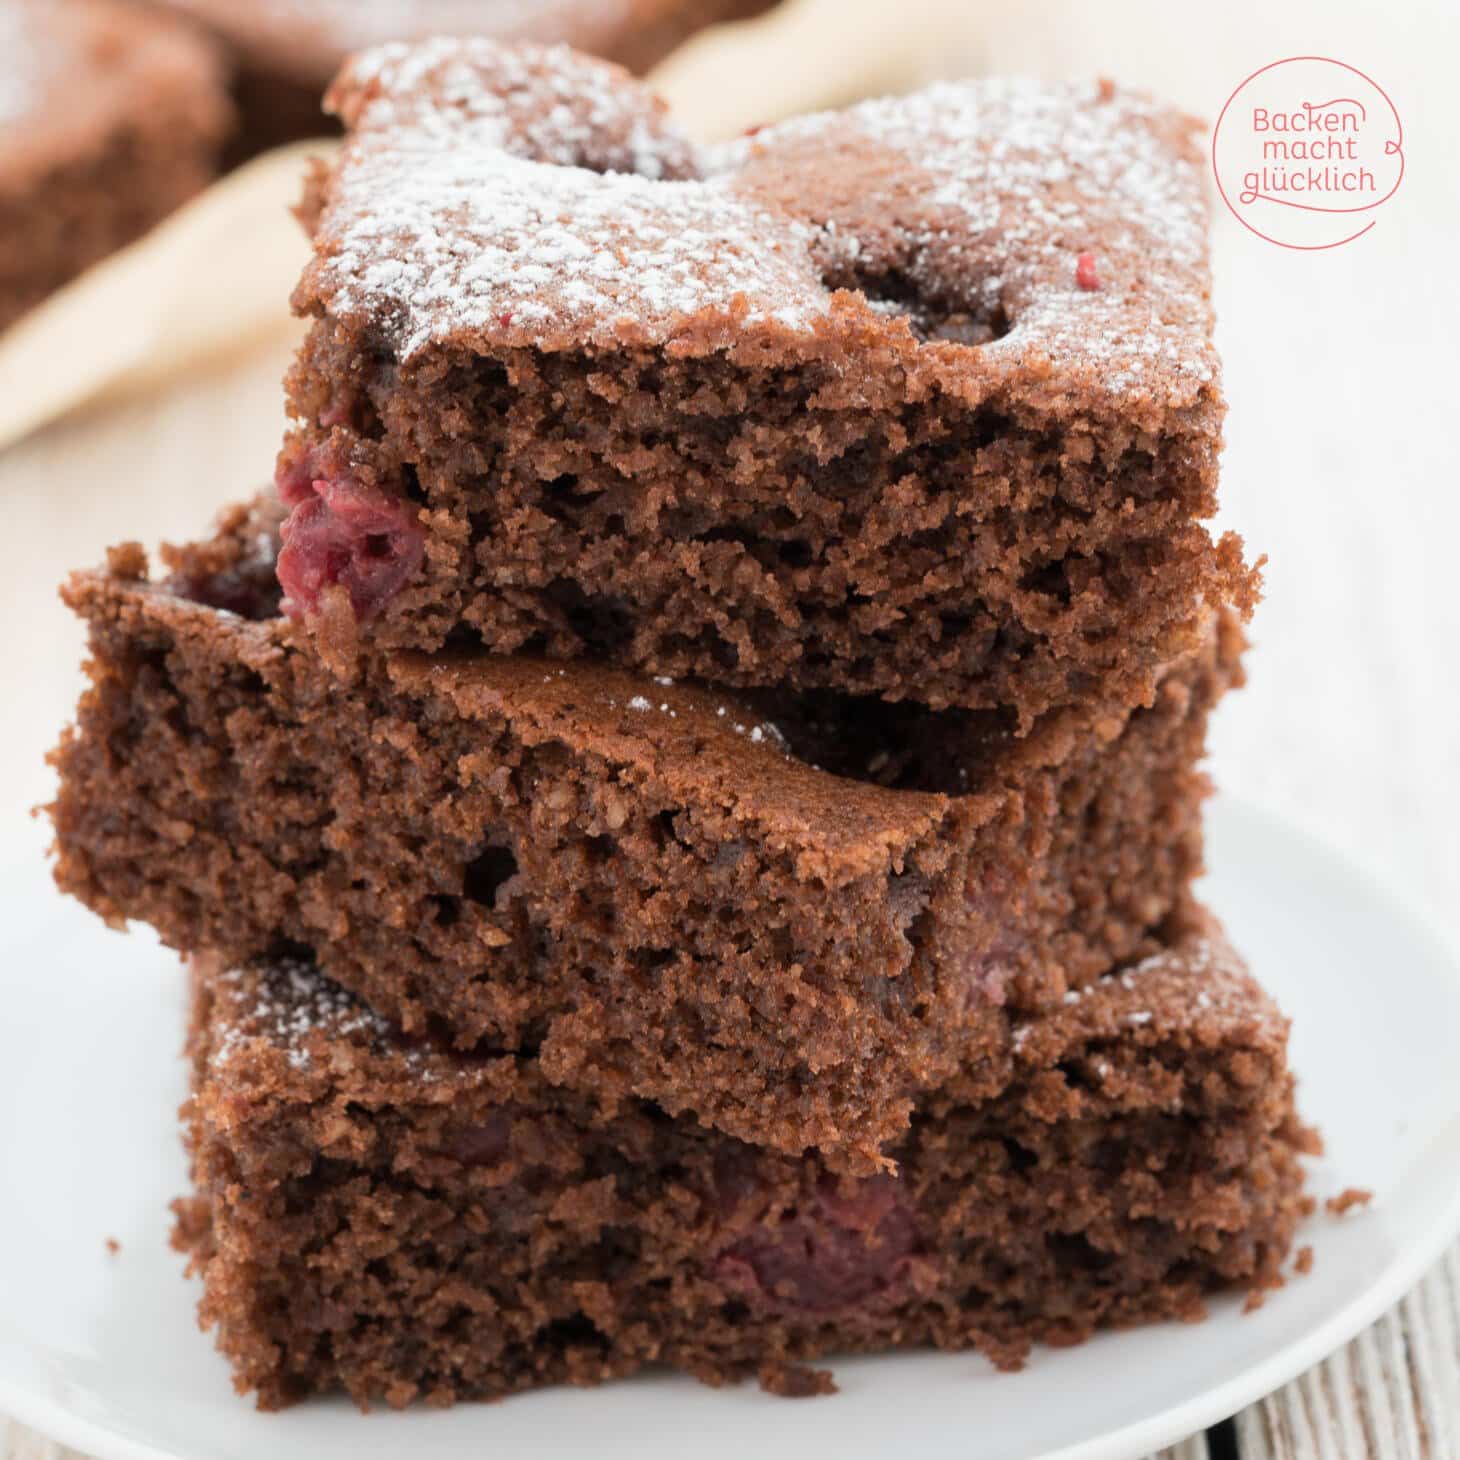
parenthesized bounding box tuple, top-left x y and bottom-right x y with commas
(324, 153, 826, 354)
(309, 40, 1214, 400)
(728, 76, 1217, 395)
(314, 40, 826, 354)
(1038, 933, 1263, 1038)
(213, 958, 437, 1076)
(620, 685, 790, 754)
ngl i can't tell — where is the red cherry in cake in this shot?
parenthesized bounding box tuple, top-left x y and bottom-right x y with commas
(276, 463, 425, 621)
(1075, 251, 1101, 290)
(713, 1173, 922, 1314)
(442, 1111, 513, 1167)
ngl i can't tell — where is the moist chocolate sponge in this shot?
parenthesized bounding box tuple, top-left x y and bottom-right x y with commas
(52, 498, 1238, 1170)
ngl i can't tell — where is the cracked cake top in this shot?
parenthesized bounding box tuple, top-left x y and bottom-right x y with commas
(295, 37, 1219, 413)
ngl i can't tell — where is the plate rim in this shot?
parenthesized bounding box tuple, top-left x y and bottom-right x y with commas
(4, 793, 1460, 1460)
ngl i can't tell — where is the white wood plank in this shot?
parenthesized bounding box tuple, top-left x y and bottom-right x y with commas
(1154, 1435, 1213, 1460)
(1, 1419, 85, 1460)
(1235, 1248, 1460, 1459)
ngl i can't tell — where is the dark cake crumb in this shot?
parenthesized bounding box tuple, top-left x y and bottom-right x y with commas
(758, 1363, 837, 1398)
(1326, 1188, 1374, 1217)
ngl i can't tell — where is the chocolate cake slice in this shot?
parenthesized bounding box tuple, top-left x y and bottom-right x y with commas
(51, 499, 1238, 1170)
(157, 0, 779, 164)
(0, 0, 232, 334)
(277, 39, 1258, 726)
(174, 911, 1312, 1410)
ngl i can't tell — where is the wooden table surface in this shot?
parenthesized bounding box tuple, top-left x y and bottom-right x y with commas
(4, 0, 1457, 1454)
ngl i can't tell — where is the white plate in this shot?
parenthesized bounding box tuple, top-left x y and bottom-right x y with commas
(3, 795, 1459, 1460)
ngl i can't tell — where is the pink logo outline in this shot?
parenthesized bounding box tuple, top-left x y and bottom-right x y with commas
(1211, 56, 1404, 251)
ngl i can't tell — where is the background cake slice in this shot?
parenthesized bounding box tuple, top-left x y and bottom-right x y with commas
(0, 0, 232, 334)
(174, 912, 1312, 1409)
(156, 0, 780, 163)
(51, 499, 1238, 1170)
(279, 39, 1257, 726)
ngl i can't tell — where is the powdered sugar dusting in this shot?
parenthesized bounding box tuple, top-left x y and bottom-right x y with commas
(306, 41, 1215, 402)
(617, 686, 791, 754)
(212, 958, 439, 1078)
(1017, 932, 1278, 1052)
(308, 38, 827, 355)
(722, 77, 1217, 399)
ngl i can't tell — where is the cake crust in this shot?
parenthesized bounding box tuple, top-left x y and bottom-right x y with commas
(279, 41, 1257, 723)
(176, 916, 1311, 1409)
(51, 500, 1239, 1170)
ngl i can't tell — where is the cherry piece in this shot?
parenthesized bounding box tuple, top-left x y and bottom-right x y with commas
(713, 1173, 921, 1314)
(276, 471, 425, 622)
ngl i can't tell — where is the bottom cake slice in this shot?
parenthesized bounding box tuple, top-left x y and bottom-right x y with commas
(175, 907, 1313, 1410)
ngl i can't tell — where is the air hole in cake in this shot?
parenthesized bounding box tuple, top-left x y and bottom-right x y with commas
(537, 1314, 609, 1354)
(545, 473, 578, 498)
(710, 635, 740, 671)
(166, 523, 284, 622)
(1020, 559, 1074, 606)
(1048, 1232, 1116, 1274)
(462, 845, 518, 909)
(275, 456, 426, 622)
(543, 579, 635, 655)
(837, 266, 1013, 346)
(713, 1174, 922, 1314)
(653, 810, 687, 850)
(230, 668, 267, 700)
(169, 562, 284, 622)
(761, 689, 1014, 798)
(398, 462, 427, 506)
(886, 868, 932, 933)
(1056, 1059, 1099, 1094)
(1003, 1139, 1040, 1173)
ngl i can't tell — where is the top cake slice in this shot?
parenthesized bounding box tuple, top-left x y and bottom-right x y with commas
(281, 40, 1257, 724)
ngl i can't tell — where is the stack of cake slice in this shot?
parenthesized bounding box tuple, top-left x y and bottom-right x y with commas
(49, 40, 1312, 1408)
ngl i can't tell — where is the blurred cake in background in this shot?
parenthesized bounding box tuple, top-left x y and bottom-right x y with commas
(0, 0, 231, 333)
(156, 0, 782, 162)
